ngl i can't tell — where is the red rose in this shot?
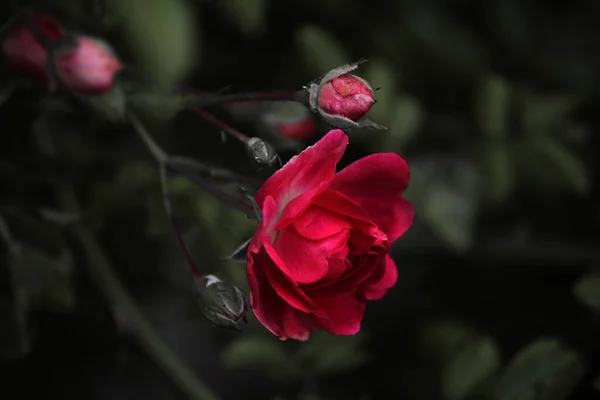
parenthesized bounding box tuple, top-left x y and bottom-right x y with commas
(247, 129, 414, 340)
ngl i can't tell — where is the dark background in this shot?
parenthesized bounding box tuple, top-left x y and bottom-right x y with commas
(1, 0, 600, 399)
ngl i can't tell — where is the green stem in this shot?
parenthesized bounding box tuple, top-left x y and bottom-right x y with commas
(128, 112, 257, 216)
(128, 112, 169, 163)
(57, 184, 221, 400)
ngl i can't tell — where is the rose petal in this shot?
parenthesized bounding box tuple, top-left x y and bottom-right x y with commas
(328, 153, 414, 242)
(360, 255, 398, 300)
(306, 253, 381, 296)
(313, 189, 387, 244)
(293, 205, 351, 240)
(257, 130, 348, 229)
(255, 196, 318, 313)
(273, 225, 349, 284)
(246, 248, 315, 340)
(313, 293, 366, 335)
(322, 258, 351, 281)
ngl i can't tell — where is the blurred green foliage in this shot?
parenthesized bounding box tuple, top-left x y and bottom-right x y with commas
(1, 0, 599, 399)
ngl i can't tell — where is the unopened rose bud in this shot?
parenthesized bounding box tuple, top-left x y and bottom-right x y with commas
(196, 274, 248, 330)
(306, 61, 386, 130)
(3, 12, 66, 84)
(2, 12, 122, 95)
(57, 36, 122, 95)
(246, 137, 281, 170)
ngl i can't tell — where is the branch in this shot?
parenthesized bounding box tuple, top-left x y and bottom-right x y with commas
(191, 90, 307, 108)
(57, 184, 221, 400)
(193, 107, 250, 144)
(128, 112, 168, 163)
(159, 163, 202, 279)
(166, 156, 261, 188)
(128, 112, 256, 216)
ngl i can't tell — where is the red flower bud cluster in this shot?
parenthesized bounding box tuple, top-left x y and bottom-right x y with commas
(307, 62, 385, 130)
(2, 11, 122, 95)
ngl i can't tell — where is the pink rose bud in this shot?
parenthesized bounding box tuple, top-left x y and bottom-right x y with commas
(55, 36, 122, 95)
(2, 12, 122, 95)
(196, 274, 248, 330)
(2, 12, 66, 84)
(306, 61, 386, 130)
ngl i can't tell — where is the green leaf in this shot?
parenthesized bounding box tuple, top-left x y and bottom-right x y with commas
(145, 195, 168, 236)
(82, 86, 128, 123)
(492, 338, 585, 400)
(39, 208, 81, 227)
(109, 0, 200, 87)
(296, 26, 349, 75)
(573, 271, 600, 311)
(407, 158, 480, 250)
(218, 0, 268, 36)
(114, 161, 156, 193)
(10, 245, 76, 313)
(0, 295, 37, 363)
(297, 331, 369, 375)
(518, 92, 580, 135)
(475, 75, 511, 139)
(418, 320, 476, 359)
(364, 59, 398, 122)
(528, 135, 588, 193)
(441, 336, 500, 400)
(593, 371, 600, 393)
(220, 335, 302, 381)
(382, 95, 423, 151)
(480, 143, 515, 203)
(408, 10, 488, 77)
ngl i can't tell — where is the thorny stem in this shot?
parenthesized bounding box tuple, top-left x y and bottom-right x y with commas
(167, 156, 261, 187)
(57, 184, 221, 400)
(168, 163, 256, 216)
(130, 112, 254, 276)
(128, 112, 168, 163)
(128, 112, 256, 216)
(193, 107, 250, 144)
(192, 90, 308, 108)
(159, 163, 202, 279)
